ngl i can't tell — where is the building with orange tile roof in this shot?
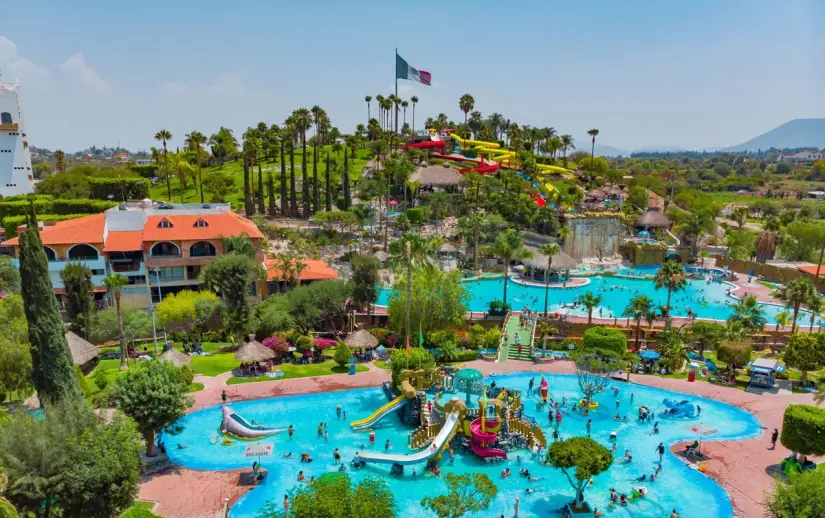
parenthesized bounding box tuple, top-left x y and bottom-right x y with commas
(264, 258, 339, 293)
(1, 201, 268, 308)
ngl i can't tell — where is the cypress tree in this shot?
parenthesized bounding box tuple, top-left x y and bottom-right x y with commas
(325, 152, 332, 212)
(289, 142, 297, 218)
(279, 138, 288, 217)
(313, 145, 320, 212)
(343, 147, 352, 209)
(19, 207, 80, 403)
(268, 169, 277, 217)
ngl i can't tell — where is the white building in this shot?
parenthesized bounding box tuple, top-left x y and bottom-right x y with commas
(780, 150, 824, 162)
(0, 81, 35, 196)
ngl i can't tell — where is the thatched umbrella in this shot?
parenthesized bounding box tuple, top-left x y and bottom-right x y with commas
(408, 162, 465, 188)
(437, 243, 458, 254)
(66, 331, 99, 368)
(345, 329, 379, 350)
(235, 338, 275, 363)
(522, 246, 578, 271)
(636, 208, 670, 229)
(160, 347, 192, 367)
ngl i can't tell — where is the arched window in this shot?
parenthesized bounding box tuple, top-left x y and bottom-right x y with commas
(194, 219, 208, 228)
(150, 241, 180, 257)
(0, 113, 12, 125)
(158, 218, 173, 229)
(43, 246, 57, 261)
(67, 244, 99, 261)
(189, 241, 216, 257)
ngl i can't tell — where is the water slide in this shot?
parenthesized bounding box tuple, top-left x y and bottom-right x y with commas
(350, 395, 408, 431)
(449, 134, 501, 150)
(220, 406, 286, 439)
(469, 418, 507, 459)
(354, 411, 461, 465)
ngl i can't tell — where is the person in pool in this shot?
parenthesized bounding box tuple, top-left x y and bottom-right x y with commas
(619, 494, 628, 506)
(610, 489, 618, 503)
(501, 468, 511, 478)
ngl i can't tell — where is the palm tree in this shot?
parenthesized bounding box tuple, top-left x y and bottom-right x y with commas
(184, 131, 207, 203)
(428, 190, 450, 236)
(659, 323, 690, 373)
(774, 311, 791, 349)
(687, 321, 722, 359)
(623, 295, 653, 350)
(401, 100, 409, 126)
(103, 273, 129, 370)
(539, 243, 561, 315)
(459, 94, 475, 125)
(587, 128, 599, 163)
(154, 129, 173, 199)
(728, 295, 767, 332)
(389, 232, 433, 348)
(484, 229, 532, 306)
(654, 261, 686, 319)
(463, 213, 486, 273)
(560, 134, 575, 167)
(776, 278, 816, 333)
(410, 96, 419, 133)
(170, 152, 194, 201)
(54, 149, 66, 172)
(579, 291, 603, 324)
(808, 292, 823, 331)
(365, 96, 372, 122)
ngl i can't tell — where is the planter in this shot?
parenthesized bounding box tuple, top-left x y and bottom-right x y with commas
(568, 502, 593, 514)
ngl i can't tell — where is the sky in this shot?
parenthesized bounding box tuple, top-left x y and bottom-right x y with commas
(2, 0, 824, 153)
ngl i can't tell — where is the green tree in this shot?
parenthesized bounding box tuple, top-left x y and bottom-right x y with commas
(458, 94, 475, 126)
(154, 129, 172, 199)
(0, 400, 142, 517)
(587, 128, 599, 164)
(103, 273, 129, 370)
(333, 342, 353, 368)
(546, 437, 612, 508)
(728, 294, 767, 332)
(351, 254, 379, 323)
(622, 295, 653, 350)
(539, 243, 561, 316)
(776, 278, 817, 333)
(687, 321, 724, 358)
(387, 268, 467, 339)
(18, 210, 80, 404)
(581, 326, 626, 356)
(0, 335, 32, 401)
(766, 468, 825, 518)
(421, 472, 497, 518)
(579, 291, 603, 324)
(716, 340, 752, 377)
(389, 232, 434, 348)
(112, 359, 193, 457)
(778, 220, 825, 262)
(200, 254, 263, 344)
(658, 323, 690, 372)
(484, 229, 532, 306)
(259, 473, 396, 518)
(654, 260, 686, 319)
(0, 256, 20, 294)
(202, 170, 235, 202)
(258, 280, 352, 336)
(784, 334, 825, 386)
(60, 262, 94, 334)
(572, 350, 624, 405)
(780, 404, 825, 456)
(625, 186, 649, 209)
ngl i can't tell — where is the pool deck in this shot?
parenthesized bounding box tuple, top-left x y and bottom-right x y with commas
(139, 359, 815, 518)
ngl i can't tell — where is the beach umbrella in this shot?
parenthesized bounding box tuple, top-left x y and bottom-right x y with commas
(159, 347, 192, 367)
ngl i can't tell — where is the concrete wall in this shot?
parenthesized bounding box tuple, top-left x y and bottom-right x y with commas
(715, 256, 825, 292)
(564, 216, 621, 259)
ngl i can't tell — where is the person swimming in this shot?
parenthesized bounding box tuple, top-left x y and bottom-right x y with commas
(501, 468, 511, 478)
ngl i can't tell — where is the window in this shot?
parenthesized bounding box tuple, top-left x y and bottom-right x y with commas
(0, 113, 11, 125)
(158, 218, 173, 228)
(67, 244, 99, 261)
(189, 241, 216, 257)
(43, 246, 57, 261)
(194, 219, 208, 228)
(150, 242, 180, 256)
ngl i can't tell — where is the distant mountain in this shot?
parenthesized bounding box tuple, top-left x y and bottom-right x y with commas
(723, 118, 825, 152)
(593, 144, 629, 157)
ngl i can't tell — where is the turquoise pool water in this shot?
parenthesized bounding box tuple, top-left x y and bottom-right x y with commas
(377, 275, 809, 325)
(165, 374, 761, 518)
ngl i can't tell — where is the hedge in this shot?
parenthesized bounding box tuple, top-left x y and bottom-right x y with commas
(0, 199, 117, 221)
(582, 327, 627, 356)
(781, 404, 825, 456)
(406, 207, 425, 223)
(129, 164, 159, 178)
(1, 194, 53, 202)
(3, 213, 90, 238)
(439, 350, 480, 363)
(88, 177, 149, 200)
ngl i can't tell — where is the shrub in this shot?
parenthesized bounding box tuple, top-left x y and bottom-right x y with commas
(129, 164, 159, 178)
(390, 347, 435, 387)
(76, 366, 93, 397)
(780, 404, 825, 456)
(179, 365, 194, 385)
(92, 389, 115, 408)
(88, 178, 150, 200)
(94, 370, 109, 391)
(716, 340, 752, 373)
(582, 327, 627, 356)
(406, 207, 425, 224)
(441, 350, 479, 362)
(333, 342, 353, 367)
(488, 300, 510, 316)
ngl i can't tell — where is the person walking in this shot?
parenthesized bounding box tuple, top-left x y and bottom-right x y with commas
(221, 390, 227, 403)
(771, 428, 779, 450)
(283, 495, 289, 515)
(656, 442, 665, 463)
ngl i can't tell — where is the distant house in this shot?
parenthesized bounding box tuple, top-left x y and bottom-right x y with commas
(779, 150, 824, 162)
(807, 191, 825, 200)
(134, 159, 153, 166)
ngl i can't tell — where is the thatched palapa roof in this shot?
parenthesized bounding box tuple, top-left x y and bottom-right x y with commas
(345, 329, 379, 349)
(522, 246, 578, 270)
(160, 347, 192, 367)
(437, 243, 458, 254)
(66, 331, 99, 366)
(636, 208, 670, 229)
(408, 162, 465, 187)
(235, 338, 276, 363)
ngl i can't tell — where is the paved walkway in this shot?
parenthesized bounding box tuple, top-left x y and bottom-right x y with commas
(140, 358, 814, 518)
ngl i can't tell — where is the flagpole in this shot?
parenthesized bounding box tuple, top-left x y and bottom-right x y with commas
(395, 47, 399, 137)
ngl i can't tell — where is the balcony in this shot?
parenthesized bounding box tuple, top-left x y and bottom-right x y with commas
(112, 262, 145, 276)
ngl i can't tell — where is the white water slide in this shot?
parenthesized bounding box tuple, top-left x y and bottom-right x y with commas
(354, 411, 460, 465)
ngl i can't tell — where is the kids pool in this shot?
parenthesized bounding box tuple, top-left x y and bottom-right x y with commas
(165, 374, 761, 518)
(377, 274, 808, 325)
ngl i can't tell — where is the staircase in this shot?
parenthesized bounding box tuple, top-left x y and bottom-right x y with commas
(504, 314, 534, 361)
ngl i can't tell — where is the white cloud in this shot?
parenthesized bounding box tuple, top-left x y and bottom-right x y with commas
(0, 36, 51, 89)
(160, 82, 190, 95)
(60, 53, 110, 94)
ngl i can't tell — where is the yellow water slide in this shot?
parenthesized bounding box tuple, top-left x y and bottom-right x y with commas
(350, 395, 407, 430)
(449, 134, 501, 149)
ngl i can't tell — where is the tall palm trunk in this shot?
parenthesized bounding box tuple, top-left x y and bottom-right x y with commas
(792, 305, 800, 334)
(177, 162, 184, 203)
(268, 170, 276, 217)
(635, 320, 641, 349)
(279, 141, 288, 216)
(301, 132, 310, 218)
(196, 145, 204, 203)
(543, 268, 549, 316)
(289, 145, 297, 218)
(406, 260, 413, 347)
(325, 152, 332, 211)
(665, 288, 673, 319)
(412, 105, 416, 134)
(116, 293, 126, 370)
(163, 144, 171, 199)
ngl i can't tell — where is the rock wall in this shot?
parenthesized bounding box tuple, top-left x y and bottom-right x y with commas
(564, 217, 621, 260)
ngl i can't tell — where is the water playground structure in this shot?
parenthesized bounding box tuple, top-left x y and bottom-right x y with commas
(662, 399, 697, 418)
(350, 368, 545, 473)
(220, 406, 286, 439)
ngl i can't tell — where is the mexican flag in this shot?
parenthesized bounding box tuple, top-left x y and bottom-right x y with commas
(396, 54, 431, 86)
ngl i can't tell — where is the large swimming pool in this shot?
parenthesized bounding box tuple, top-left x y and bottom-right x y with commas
(377, 274, 809, 325)
(165, 374, 761, 518)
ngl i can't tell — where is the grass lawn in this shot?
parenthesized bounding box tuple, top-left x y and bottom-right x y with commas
(85, 359, 122, 395)
(189, 353, 239, 377)
(373, 360, 391, 370)
(121, 501, 158, 517)
(189, 382, 205, 392)
(148, 145, 372, 206)
(226, 361, 368, 385)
